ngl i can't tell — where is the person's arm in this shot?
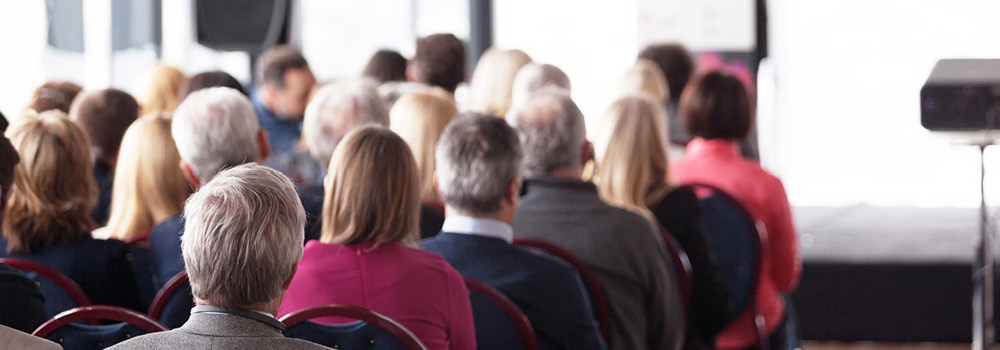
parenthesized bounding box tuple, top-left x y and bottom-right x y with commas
(538, 266, 607, 350)
(446, 267, 477, 350)
(764, 176, 802, 292)
(637, 220, 685, 350)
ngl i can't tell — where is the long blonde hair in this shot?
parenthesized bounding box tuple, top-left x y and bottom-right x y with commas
(105, 113, 193, 241)
(617, 59, 670, 103)
(322, 126, 420, 246)
(593, 94, 672, 218)
(389, 90, 458, 205)
(468, 48, 532, 117)
(3, 111, 97, 253)
(139, 63, 187, 115)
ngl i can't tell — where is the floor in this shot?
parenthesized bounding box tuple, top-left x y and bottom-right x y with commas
(803, 342, 968, 350)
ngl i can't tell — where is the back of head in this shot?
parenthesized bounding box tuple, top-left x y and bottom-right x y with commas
(3, 111, 96, 253)
(107, 113, 192, 240)
(303, 79, 389, 169)
(638, 43, 694, 103)
(506, 89, 586, 177)
(139, 63, 187, 115)
(617, 59, 670, 103)
(680, 71, 753, 140)
(436, 113, 522, 215)
(26, 81, 83, 114)
(0, 135, 19, 214)
(468, 48, 533, 116)
(183, 163, 304, 309)
(322, 126, 419, 246)
(362, 49, 408, 84)
(180, 71, 248, 100)
(257, 45, 310, 88)
(412, 33, 466, 93)
(69, 89, 140, 165)
(510, 63, 571, 109)
(172, 87, 261, 182)
(594, 94, 671, 213)
(389, 90, 458, 204)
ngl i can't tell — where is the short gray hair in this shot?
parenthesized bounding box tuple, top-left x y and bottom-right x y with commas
(436, 113, 522, 214)
(182, 163, 305, 308)
(511, 63, 571, 108)
(505, 90, 586, 177)
(171, 87, 260, 182)
(303, 79, 389, 169)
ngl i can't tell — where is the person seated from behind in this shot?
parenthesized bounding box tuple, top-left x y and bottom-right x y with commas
(594, 94, 731, 350)
(639, 43, 696, 146)
(137, 63, 186, 115)
(362, 49, 408, 84)
(420, 113, 606, 350)
(510, 63, 572, 110)
(25, 81, 83, 115)
(253, 46, 317, 156)
(671, 71, 801, 350)
(507, 90, 685, 350)
(180, 70, 249, 100)
(0, 111, 141, 311)
(468, 48, 532, 117)
(279, 126, 476, 350)
(408, 33, 466, 96)
(148, 87, 322, 289)
(108, 164, 329, 350)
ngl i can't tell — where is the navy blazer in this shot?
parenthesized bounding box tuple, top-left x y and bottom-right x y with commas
(0, 263, 47, 333)
(149, 189, 323, 288)
(0, 236, 142, 312)
(420, 232, 606, 350)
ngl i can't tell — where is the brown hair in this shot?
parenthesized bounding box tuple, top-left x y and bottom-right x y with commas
(0, 135, 19, 213)
(638, 43, 695, 104)
(139, 63, 187, 115)
(26, 81, 83, 114)
(4, 111, 97, 253)
(258, 46, 310, 89)
(362, 49, 408, 84)
(412, 34, 466, 93)
(180, 71, 248, 100)
(680, 71, 753, 140)
(321, 126, 420, 246)
(69, 89, 140, 165)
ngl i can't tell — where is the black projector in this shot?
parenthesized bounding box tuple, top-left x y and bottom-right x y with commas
(921, 59, 1000, 130)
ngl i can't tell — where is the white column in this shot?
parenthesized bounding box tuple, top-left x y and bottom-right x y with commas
(82, 0, 113, 89)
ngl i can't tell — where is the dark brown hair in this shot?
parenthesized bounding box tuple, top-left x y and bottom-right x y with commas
(69, 89, 139, 165)
(638, 43, 694, 103)
(26, 81, 83, 114)
(362, 49, 408, 84)
(181, 71, 248, 100)
(0, 135, 19, 213)
(258, 46, 310, 89)
(680, 71, 753, 140)
(412, 34, 466, 93)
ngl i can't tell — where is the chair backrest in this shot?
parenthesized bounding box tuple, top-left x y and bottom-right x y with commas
(33, 305, 168, 349)
(512, 237, 612, 341)
(147, 271, 194, 329)
(682, 183, 769, 349)
(279, 304, 428, 350)
(125, 235, 157, 310)
(0, 257, 91, 318)
(658, 226, 693, 314)
(464, 277, 539, 350)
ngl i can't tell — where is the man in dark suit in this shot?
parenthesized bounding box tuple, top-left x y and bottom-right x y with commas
(420, 114, 605, 350)
(110, 164, 328, 350)
(148, 87, 322, 289)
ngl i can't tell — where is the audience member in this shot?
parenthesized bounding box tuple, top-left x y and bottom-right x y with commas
(253, 46, 317, 155)
(180, 70, 248, 100)
(0, 111, 141, 310)
(279, 126, 476, 350)
(507, 91, 685, 350)
(617, 59, 670, 103)
(69, 88, 140, 226)
(420, 113, 606, 350)
(639, 43, 696, 145)
(510, 63, 571, 109)
(362, 49, 408, 83)
(409, 33, 466, 94)
(468, 48, 532, 117)
(0, 324, 60, 350)
(148, 87, 322, 289)
(108, 164, 329, 350)
(672, 71, 801, 350)
(25, 81, 82, 114)
(594, 94, 730, 350)
(0, 134, 47, 333)
(96, 113, 192, 242)
(138, 63, 186, 115)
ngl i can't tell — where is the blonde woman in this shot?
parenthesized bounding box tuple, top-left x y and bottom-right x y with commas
(593, 94, 730, 350)
(138, 63, 187, 115)
(0, 111, 141, 311)
(96, 113, 192, 243)
(389, 90, 458, 206)
(279, 126, 475, 350)
(467, 48, 532, 116)
(617, 59, 670, 104)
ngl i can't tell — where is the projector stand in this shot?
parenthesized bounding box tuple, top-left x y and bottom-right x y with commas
(974, 142, 995, 350)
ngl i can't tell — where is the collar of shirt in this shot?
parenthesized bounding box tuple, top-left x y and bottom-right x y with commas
(685, 137, 741, 160)
(441, 216, 514, 243)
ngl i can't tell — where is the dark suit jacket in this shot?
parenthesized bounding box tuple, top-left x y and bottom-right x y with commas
(0, 236, 142, 311)
(149, 189, 323, 288)
(91, 161, 114, 226)
(420, 232, 606, 350)
(0, 263, 47, 333)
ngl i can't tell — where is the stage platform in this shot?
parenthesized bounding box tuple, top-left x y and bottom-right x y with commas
(792, 205, 983, 342)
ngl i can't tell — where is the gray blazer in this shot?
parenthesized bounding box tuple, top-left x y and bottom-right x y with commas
(107, 307, 330, 350)
(0, 325, 60, 350)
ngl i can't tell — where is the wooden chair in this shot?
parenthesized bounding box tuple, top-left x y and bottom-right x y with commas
(147, 271, 193, 329)
(465, 276, 539, 350)
(280, 304, 428, 350)
(33, 305, 168, 349)
(0, 258, 92, 319)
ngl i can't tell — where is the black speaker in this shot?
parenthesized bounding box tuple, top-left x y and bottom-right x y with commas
(195, 0, 288, 53)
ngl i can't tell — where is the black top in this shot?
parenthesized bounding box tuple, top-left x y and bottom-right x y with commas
(91, 161, 114, 226)
(649, 186, 731, 350)
(0, 262, 47, 332)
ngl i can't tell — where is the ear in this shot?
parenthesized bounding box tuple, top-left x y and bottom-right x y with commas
(257, 129, 271, 161)
(581, 141, 594, 167)
(180, 160, 201, 188)
(282, 262, 299, 290)
(406, 64, 419, 83)
(433, 174, 443, 200)
(506, 177, 519, 204)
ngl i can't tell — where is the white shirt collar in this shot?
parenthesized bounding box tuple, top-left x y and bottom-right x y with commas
(441, 216, 514, 243)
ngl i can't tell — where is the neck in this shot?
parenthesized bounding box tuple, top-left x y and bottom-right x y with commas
(448, 208, 515, 225)
(544, 166, 583, 180)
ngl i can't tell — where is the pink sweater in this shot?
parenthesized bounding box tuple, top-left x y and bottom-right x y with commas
(279, 241, 476, 350)
(671, 138, 802, 349)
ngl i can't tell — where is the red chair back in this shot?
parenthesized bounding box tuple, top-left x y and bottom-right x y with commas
(147, 271, 189, 319)
(658, 226, 694, 314)
(280, 304, 429, 350)
(512, 238, 612, 341)
(0, 258, 92, 316)
(33, 305, 168, 336)
(464, 277, 539, 350)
